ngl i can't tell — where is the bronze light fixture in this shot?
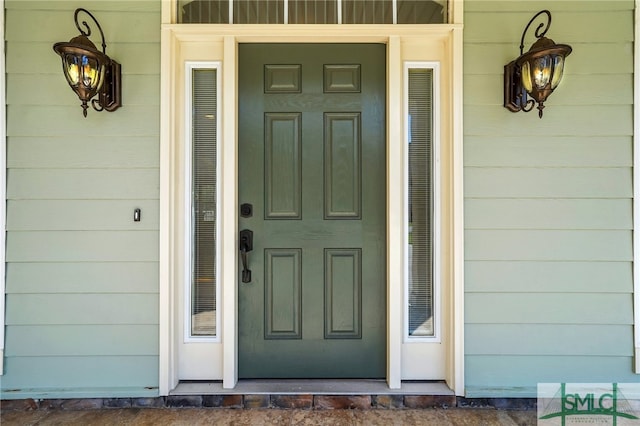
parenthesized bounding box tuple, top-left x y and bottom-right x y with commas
(504, 10, 572, 118)
(53, 8, 121, 117)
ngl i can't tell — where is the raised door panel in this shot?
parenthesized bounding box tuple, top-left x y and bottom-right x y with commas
(264, 248, 302, 339)
(324, 112, 361, 219)
(265, 113, 302, 219)
(324, 248, 361, 338)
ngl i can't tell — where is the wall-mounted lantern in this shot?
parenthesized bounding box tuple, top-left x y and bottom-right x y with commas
(504, 10, 572, 118)
(53, 8, 121, 117)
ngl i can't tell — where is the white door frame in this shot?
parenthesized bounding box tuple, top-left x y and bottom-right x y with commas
(159, 23, 464, 395)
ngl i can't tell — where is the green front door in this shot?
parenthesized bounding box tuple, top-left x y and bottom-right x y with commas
(238, 44, 386, 378)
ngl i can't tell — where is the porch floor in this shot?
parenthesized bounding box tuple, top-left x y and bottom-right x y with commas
(171, 379, 453, 396)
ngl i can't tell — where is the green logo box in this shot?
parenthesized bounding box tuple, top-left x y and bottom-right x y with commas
(538, 383, 640, 425)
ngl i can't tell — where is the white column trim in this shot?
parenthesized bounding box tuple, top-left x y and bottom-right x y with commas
(387, 35, 403, 389)
(162, 0, 173, 24)
(221, 35, 239, 389)
(451, 24, 465, 394)
(0, 0, 7, 376)
(450, 0, 463, 25)
(159, 27, 179, 395)
(633, 0, 640, 374)
(159, 25, 464, 395)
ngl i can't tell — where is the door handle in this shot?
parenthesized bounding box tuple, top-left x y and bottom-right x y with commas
(239, 229, 253, 283)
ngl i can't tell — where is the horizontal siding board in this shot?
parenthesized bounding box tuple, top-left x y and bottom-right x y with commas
(7, 42, 160, 75)
(6, 231, 158, 262)
(465, 1, 634, 13)
(8, 74, 160, 107)
(5, 1, 160, 12)
(465, 324, 633, 356)
(7, 169, 159, 200)
(463, 1, 636, 396)
(463, 387, 537, 398)
(121, 74, 161, 106)
(465, 168, 632, 199)
(7, 200, 159, 231)
(465, 293, 633, 325)
(2, 0, 163, 398)
(1, 387, 158, 400)
(8, 136, 160, 169)
(465, 261, 632, 293)
(464, 74, 633, 106)
(464, 43, 633, 75)
(6, 262, 159, 294)
(465, 11, 633, 43)
(6, 10, 160, 43)
(5, 325, 158, 356)
(465, 230, 632, 262)
(466, 355, 637, 389)
(464, 136, 632, 167)
(7, 105, 159, 137)
(465, 199, 632, 230)
(464, 105, 633, 136)
(9, 73, 85, 106)
(5, 294, 159, 325)
(0, 356, 158, 389)
(89, 42, 162, 75)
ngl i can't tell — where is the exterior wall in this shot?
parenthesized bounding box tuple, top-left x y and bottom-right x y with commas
(464, 1, 637, 397)
(2, 1, 161, 398)
(1, 0, 637, 401)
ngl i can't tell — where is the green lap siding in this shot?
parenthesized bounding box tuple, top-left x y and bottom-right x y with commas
(465, 356, 635, 398)
(2, 0, 638, 401)
(1, 0, 160, 398)
(464, 0, 638, 397)
(6, 262, 159, 294)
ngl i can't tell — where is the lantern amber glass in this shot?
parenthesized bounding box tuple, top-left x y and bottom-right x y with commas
(550, 56, 565, 89)
(516, 41, 572, 107)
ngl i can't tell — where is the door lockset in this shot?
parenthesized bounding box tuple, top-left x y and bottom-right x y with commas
(239, 229, 253, 283)
(240, 203, 253, 218)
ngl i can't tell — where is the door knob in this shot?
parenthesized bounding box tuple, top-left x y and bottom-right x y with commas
(239, 229, 253, 283)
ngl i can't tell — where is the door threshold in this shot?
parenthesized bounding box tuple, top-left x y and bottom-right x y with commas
(171, 379, 453, 396)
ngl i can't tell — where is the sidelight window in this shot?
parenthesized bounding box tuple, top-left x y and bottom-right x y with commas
(406, 63, 439, 340)
(185, 64, 221, 340)
(177, 0, 447, 24)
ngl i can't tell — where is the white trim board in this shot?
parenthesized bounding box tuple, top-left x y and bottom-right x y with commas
(634, 0, 640, 374)
(1, 0, 7, 376)
(403, 61, 442, 345)
(182, 61, 222, 345)
(159, 24, 465, 396)
(177, 62, 224, 380)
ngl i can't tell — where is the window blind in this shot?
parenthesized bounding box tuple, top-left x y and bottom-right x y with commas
(191, 69, 218, 337)
(342, 0, 393, 24)
(289, 0, 337, 24)
(179, 0, 446, 24)
(407, 68, 433, 337)
(234, 0, 284, 23)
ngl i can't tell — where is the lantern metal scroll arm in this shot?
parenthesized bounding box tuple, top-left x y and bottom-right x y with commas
(74, 8, 107, 54)
(518, 11, 551, 113)
(518, 10, 552, 58)
(504, 10, 572, 118)
(75, 9, 112, 113)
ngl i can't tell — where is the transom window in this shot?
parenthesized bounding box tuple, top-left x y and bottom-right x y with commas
(178, 0, 447, 24)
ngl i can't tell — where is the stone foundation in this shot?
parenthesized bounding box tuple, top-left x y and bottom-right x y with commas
(1, 395, 537, 411)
